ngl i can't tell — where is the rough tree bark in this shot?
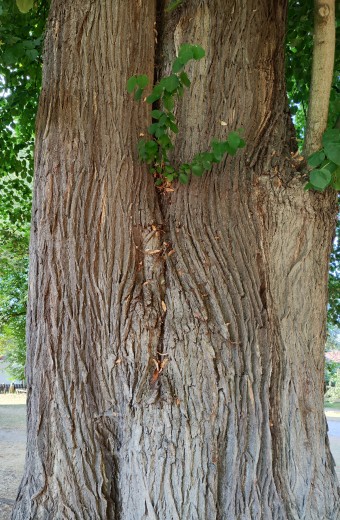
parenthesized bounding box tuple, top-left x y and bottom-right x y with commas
(13, 0, 340, 519)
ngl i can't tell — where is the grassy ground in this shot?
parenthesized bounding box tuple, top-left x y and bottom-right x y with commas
(325, 400, 340, 410)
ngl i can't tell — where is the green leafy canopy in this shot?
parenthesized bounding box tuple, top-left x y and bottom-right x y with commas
(0, 0, 48, 379)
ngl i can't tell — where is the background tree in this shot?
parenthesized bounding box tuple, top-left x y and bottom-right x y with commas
(0, 0, 339, 518)
(0, 0, 46, 379)
(0, 225, 29, 381)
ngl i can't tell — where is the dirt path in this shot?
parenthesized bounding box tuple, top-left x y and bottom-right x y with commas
(0, 395, 26, 520)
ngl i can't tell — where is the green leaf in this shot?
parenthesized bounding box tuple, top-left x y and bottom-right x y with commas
(148, 123, 159, 135)
(225, 143, 237, 156)
(322, 128, 340, 146)
(22, 40, 36, 50)
(2, 49, 14, 65)
(134, 88, 143, 101)
(309, 169, 332, 190)
(163, 95, 174, 111)
(169, 121, 179, 134)
(146, 84, 164, 104)
(138, 140, 158, 162)
(158, 134, 172, 148)
(159, 114, 168, 124)
(127, 76, 137, 94)
(228, 131, 242, 150)
(172, 58, 184, 73)
(151, 110, 163, 119)
(307, 150, 326, 168)
(321, 160, 338, 173)
(26, 49, 39, 61)
(136, 75, 149, 89)
(155, 127, 166, 138)
(147, 94, 159, 104)
(16, 0, 34, 13)
(191, 163, 204, 176)
(163, 74, 180, 93)
(179, 71, 191, 88)
(179, 172, 189, 184)
(211, 141, 229, 161)
(178, 44, 194, 65)
(324, 143, 340, 166)
(202, 152, 215, 164)
(145, 141, 158, 154)
(192, 45, 205, 60)
(155, 179, 163, 186)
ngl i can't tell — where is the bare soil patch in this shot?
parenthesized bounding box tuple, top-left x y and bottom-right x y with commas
(0, 394, 26, 520)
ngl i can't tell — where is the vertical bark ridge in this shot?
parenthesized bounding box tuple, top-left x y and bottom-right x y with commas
(13, 0, 165, 518)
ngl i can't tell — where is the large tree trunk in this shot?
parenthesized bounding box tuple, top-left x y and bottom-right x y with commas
(13, 0, 339, 519)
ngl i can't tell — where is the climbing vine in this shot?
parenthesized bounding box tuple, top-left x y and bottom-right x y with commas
(127, 44, 245, 186)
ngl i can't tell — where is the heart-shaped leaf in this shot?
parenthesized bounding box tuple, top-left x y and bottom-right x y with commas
(324, 143, 340, 166)
(16, 0, 33, 14)
(309, 169, 332, 190)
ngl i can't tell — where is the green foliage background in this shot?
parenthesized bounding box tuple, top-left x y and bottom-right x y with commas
(0, 0, 339, 380)
(0, 0, 47, 379)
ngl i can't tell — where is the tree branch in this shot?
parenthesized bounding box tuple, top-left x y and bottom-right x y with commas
(304, 0, 336, 157)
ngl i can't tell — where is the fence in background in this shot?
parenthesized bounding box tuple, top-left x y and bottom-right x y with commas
(0, 383, 27, 394)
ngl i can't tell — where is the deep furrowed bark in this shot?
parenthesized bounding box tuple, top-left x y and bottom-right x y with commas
(13, 0, 339, 519)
